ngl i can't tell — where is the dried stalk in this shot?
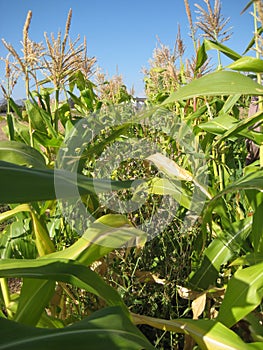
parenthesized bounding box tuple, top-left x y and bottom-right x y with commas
(184, 0, 197, 52)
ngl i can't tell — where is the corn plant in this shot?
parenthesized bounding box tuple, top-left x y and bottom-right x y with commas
(1, 1, 263, 349)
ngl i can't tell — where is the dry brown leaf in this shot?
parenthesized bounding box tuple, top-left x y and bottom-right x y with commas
(192, 293, 206, 319)
(135, 271, 165, 285)
(177, 285, 201, 300)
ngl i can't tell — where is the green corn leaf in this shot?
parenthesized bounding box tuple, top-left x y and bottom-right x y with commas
(231, 252, 263, 266)
(0, 141, 46, 168)
(219, 94, 241, 115)
(195, 42, 208, 72)
(13, 214, 145, 327)
(132, 313, 259, 350)
(163, 71, 263, 105)
(0, 204, 31, 223)
(25, 100, 57, 138)
(227, 56, 263, 73)
(9, 98, 23, 119)
(244, 312, 263, 342)
(241, 1, 255, 15)
(188, 238, 232, 289)
(203, 39, 241, 61)
(43, 214, 147, 265)
(0, 221, 37, 260)
(189, 218, 252, 289)
(6, 113, 14, 140)
(0, 258, 125, 310)
(0, 306, 154, 350)
(251, 201, 263, 253)
(0, 204, 55, 257)
(30, 209, 55, 256)
(133, 177, 192, 209)
(15, 279, 56, 326)
(0, 161, 135, 203)
(204, 169, 263, 223)
(217, 262, 263, 328)
(199, 111, 263, 145)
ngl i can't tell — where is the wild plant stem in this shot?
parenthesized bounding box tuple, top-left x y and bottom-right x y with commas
(212, 147, 219, 185)
(25, 68, 34, 147)
(217, 49, 222, 70)
(6, 96, 14, 141)
(254, 3, 263, 167)
(54, 88, 60, 132)
(254, 3, 261, 81)
(0, 278, 12, 318)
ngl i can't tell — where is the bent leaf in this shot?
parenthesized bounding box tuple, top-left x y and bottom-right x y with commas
(199, 111, 263, 145)
(147, 153, 211, 199)
(0, 161, 135, 203)
(204, 39, 241, 61)
(163, 71, 263, 104)
(132, 313, 257, 350)
(0, 306, 154, 350)
(43, 214, 147, 264)
(0, 258, 125, 310)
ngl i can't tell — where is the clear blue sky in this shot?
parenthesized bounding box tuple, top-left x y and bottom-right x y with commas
(0, 0, 254, 99)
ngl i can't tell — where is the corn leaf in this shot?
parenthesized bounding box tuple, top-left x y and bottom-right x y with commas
(147, 153, 211, 199)
(204, 169, 263, 223)
(132, 313, 258, 350)
(43, 214, 147, 265)
(217, 262, 263, 328)
(231, 253, 263, 266)
(0, 306, 154, 350)
(163, 71, 263, 105)
(0, 141, 46, 168)
(0, 161, 134, 203)
(243, 27, 263, 54)
(227, 56, 263, 73)
(251, 201, 263, 253)
(0, 258, 125, 309)
(189, 218, 252, 289)
(203, 39, 241, 61)
(14, 214, 145, 327)
(15, 279, 56, 326)
(199, 112, 263, 145)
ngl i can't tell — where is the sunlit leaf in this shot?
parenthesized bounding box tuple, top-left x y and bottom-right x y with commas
(163, 71, 263, 105)
(132, 313, 258, 350)
(217, 262, 263, 328)
(203, 39, 241, 61)
(227, 56, 263, 73)
(0, 141, 46, 168)
(43, 214, 147, 264)
(189, 218, 252, 289)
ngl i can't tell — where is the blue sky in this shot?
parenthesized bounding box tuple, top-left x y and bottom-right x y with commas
(0, 0, 255, 99)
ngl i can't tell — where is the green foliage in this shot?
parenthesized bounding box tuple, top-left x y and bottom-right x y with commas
(0, 306, 154, 350)
(1, 1, 263, 349)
